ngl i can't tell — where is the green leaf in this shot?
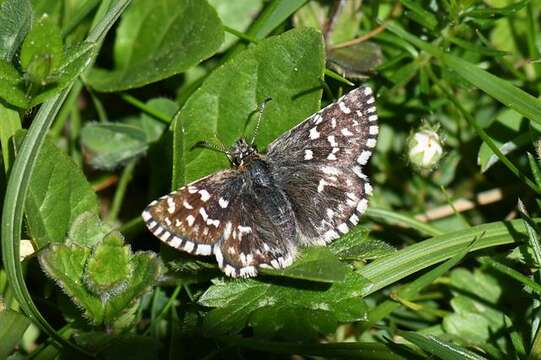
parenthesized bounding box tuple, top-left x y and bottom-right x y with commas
(67, 212, 112, 247)
(399, 331, 486, 360)
(442, 268, 506, 344)
(84, 232, 133, 300)
(329, 227, 396, 260)
(260, 247, 347, 283)
(0, 102, 21, 172)
(199, 270, 368, 335)
(0, 59, 26, 108)
(80, 123, 148, 169)
(87, 0, 224, 92)
(0, 310, 31, 359)
(20, 14, 65, 83)
(172, 28, 324, 187)
(20, 133, 99, 248)
(0, 0, 32, 62)
(250, 306, 336, 340)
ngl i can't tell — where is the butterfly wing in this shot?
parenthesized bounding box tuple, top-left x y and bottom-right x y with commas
(266, 86, 378, 245)
(142, 166, 297, 277)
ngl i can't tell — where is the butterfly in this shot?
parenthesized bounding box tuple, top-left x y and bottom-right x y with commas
(142, 86, 378, 277)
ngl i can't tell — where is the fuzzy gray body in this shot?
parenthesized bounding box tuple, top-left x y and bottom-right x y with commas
(142, 86, 378, 277)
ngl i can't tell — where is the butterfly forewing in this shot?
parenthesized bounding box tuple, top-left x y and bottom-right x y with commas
(267, 86, 377, 245)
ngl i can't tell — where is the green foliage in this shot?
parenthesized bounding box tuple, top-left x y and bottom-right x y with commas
(2, 0, 541, 358)
(39, 231, 163, 330)
(87, 0, 224, 91)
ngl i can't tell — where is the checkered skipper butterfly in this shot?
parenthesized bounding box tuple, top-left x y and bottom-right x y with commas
(142, 86, 378, 277)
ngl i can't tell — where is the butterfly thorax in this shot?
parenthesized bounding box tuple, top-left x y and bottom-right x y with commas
(228, 138, 260, 169)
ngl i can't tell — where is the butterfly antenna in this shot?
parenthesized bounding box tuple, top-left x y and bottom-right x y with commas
(190, 140, 228, 154)
(251, 97, 272, 145)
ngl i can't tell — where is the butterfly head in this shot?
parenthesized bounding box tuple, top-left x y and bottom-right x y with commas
(228, 138, 258, 168)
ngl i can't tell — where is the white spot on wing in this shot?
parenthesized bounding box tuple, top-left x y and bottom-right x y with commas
(368, 114, 378, 122)
(186, 215, 195, 226)
(304, 149, 313, 160)
(364, 87, 373, 96)
(224, 222, 232, 239)
(184, 241, 195, 252)
(167, 198, 176, 214)
(142, 211, 152, 221)
(337, 223, 349, 234)
(199, 208, 208, 221)
(195, 244, 212, 255)
(341, 128, 354, 136)
(219, 197, 229, 208)
(317, 179, 328, 192)
(357, 150, 372, 165)
(309, 126, 320, 139)
(169, 236, 182, 247)
(198, 189, 211, 202)
(366, 138, 377, 148)
(339, 102, 351, 114)
(328, 135, 338, 147)
(183, 200, 193, 209)
(356, 198, 368, 213)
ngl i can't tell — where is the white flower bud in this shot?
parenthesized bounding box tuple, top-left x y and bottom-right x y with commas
(408, 129, 444, 170)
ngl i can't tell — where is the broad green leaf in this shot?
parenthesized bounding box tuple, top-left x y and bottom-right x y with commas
(84, 232, 133, 300)
(173, 28, 324, 186)
(208, 0, 263, 51)
(0, 59, 27, 108)
(329, 227, 395, 260)
(199, 270, 368, 335)
(0, 310, 31, 359)
(0, 0, 32, 62)
(67, 211, 112, 247)
(260, 247, 346, 283)
(250, 306, 336, 340)
(87, 0, 224, 91)
(0, 102, 21, 172)
(399, 331, 486, 360)
(20, 134, 99, 248)
(442, 268, 507, 344)
(80, 123, 148, 169)
(20, 14, 65, 83)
